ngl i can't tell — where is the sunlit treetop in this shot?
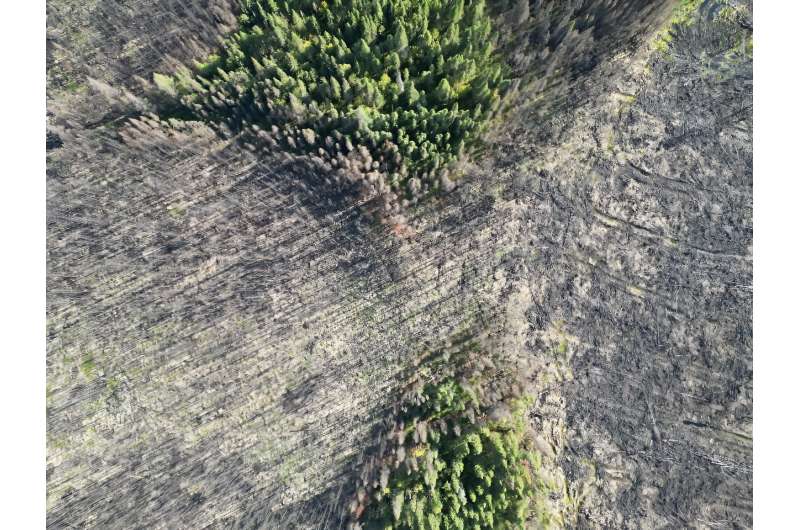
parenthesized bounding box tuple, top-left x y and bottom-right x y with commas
(160, 0, 507, 202)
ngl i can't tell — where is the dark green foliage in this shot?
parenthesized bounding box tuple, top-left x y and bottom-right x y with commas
(157, 0, 506, 205)
(352, 341, 538, 530)
(363, 385, 533, 529)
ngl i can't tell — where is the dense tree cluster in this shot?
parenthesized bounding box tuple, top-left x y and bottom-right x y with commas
(360, 384, 533, 529)
(349, 339, 542, 529)
(157, 0, 506, 210)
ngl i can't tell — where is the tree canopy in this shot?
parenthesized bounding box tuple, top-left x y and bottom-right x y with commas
(159, 0, 507, 203)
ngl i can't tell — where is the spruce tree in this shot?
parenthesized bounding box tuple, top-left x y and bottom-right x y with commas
(155, 0, 508, 206)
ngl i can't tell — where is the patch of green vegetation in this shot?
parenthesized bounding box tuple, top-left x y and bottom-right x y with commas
(671, 0, 703, 27)
(106, 376, 120, 395)
(605, 130, 615, 152)
(63, 79, 85, 94)
(79, 355, 96, 379)
(717, 4, 753, 59)
(351, 338, 554, 529)
(652, 0, 703, 54)
(361, 379, 535, 529)
(166, 203, 187, 218)
(157, 0, 507, 203)
(48, 436, 68, 451)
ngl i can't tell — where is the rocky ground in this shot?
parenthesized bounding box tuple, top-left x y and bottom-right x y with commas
(47, 0, 752, 528)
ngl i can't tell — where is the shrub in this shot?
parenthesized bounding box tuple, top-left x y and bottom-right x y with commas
(157, 0, 507, 208)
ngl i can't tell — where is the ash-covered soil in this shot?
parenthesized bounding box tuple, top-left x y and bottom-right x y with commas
(46, 1, 752, 528)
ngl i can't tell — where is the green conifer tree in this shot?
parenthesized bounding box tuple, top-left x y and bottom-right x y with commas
(158, 0, 507, 205)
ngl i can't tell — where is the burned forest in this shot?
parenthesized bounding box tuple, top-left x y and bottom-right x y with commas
(46, 0, 753, 528)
